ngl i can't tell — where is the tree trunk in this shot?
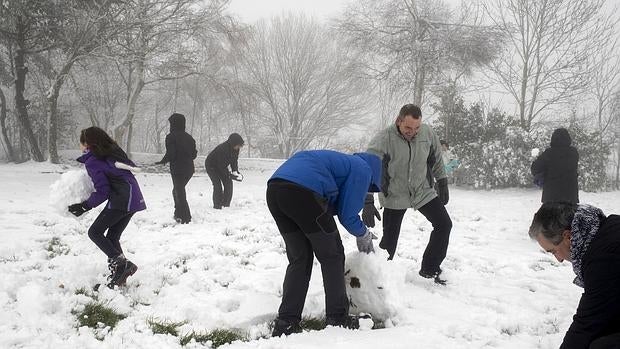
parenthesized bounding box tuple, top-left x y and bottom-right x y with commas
(0, 86, 15, 162)
(114, 60, 145, 150)
(47, 61, 75, 164)
(13, 17, 44, 162)
(616, 139, 620, 189)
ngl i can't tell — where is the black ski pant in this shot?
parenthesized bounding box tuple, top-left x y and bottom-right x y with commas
(266, 179, 348, 323)
(206, 167, 233, 209)
(88, 208, 134, 259)
(172, 172, 193, 221)
(590, 333, 620, 349)
(380, 197, 452, 272)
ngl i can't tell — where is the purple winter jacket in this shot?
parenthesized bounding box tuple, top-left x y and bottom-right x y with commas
(78, 151, 146, 212)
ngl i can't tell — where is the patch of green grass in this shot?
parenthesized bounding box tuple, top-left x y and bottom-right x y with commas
(74, 287, 89, 296)
(73, 301, 126, 330)
(147, 317, 187, 337)
(46, 237, 70, 258)
(300, 316, 326, 331)
(180, 329, 246, 347)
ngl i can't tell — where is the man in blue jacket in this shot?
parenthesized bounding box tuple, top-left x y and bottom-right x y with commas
(267, 150, 382, 337)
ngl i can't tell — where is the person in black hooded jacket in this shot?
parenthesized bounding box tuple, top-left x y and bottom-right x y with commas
(205, 133, 244, 209)
(531, 127, 579, 204)
(155, 113, 197, 223)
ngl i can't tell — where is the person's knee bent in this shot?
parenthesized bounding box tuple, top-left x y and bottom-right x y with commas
(87, 225, 105, 242)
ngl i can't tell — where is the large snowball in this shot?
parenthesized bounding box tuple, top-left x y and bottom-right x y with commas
(49, 169, 94, 216)
(344, 251, 402, 322)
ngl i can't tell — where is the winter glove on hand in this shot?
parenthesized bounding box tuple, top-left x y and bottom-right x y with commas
(356, 229, 375, 254)
(230, 171, 243, 182)
(435, 178, 449, 205)
(68, 202, 90, 217)
(361, 194, 381, 228)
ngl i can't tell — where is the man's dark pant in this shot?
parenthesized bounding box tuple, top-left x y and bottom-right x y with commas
(590, 333, 620, 349)
(88, 208, 134, 258)
(266, 179, 348, 323)
(172, 172, 193, 221)
(380, 197, 452, 272)
(206, 168, 233, 209)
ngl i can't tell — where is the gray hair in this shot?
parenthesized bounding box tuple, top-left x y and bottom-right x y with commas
(528, 202, 577, 245)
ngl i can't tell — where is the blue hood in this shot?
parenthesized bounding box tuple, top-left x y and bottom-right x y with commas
(354, 152, 382, 193)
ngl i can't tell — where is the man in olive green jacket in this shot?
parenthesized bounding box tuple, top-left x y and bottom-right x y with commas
(364, 104, 452, 284)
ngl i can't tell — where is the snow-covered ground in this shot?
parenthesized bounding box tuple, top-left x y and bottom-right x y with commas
(1, 157, 618, 349)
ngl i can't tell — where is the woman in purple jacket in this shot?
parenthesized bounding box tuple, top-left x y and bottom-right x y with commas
(68, 127, 146, 289)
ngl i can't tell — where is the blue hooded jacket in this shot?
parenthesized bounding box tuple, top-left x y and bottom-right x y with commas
(269, 150, 382, 236)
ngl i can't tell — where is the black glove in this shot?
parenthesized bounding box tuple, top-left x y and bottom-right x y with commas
(361, 194, 381, 228)
(68, 202, 90, 217)
(435, 178, 449, 205)
(230, 171, 243, 182)
(356, 228, 375, 254)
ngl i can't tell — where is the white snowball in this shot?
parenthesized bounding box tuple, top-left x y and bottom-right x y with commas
(344, 251, 402, 322)
(530, 148, 540, 157)
(49, 169, 94, 216)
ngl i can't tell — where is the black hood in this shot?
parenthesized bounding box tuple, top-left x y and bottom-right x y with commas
(550, 128, 572, 147)
(169, 113, 186, 132)
(227, 133, 244, 147)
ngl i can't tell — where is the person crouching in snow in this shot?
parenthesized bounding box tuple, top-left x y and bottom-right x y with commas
(529, 202, 620, 348)
(69, 127, 146, 289)
(204, 133, 244, 209)
(267, 150, 382, 337)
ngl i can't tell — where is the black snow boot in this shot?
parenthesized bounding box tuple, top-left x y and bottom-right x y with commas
(272, 318, 302, 337)
(419, 268, 446, 285)
(107, 255, 138, 289)
(325, 315, 360, 330)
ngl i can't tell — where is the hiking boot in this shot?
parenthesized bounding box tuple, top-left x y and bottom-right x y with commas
(107, 255, 138, 289)
(419, 268, 446, 285)
(325, 315, 360, 330)
(272, 318, 302, 337)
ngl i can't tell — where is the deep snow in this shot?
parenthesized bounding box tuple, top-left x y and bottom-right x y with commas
(0, 155, 618, 349)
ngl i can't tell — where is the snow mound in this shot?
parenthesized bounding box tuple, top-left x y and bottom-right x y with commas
(49, 169, 94, 216)
(344, 252, 402, 322)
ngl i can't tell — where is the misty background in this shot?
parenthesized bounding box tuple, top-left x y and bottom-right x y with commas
(0, 0, 619, 191)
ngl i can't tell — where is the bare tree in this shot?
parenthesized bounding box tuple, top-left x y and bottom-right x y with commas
(482, 0, 617, 130)
(335, 0, 501, 106)
(42, 0, 124, 163)
(109, 0, 232, 154)
(239, 14, 369, 158)
(0, 0, 59, 161)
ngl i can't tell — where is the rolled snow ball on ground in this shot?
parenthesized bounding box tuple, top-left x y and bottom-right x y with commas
(49, 170, 94, 216)
(344, 251, 401, 323)
(531, 148, 540, 158)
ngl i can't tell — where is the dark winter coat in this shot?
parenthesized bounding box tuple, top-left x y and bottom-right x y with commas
(78, 150, 146, 212)
(158, 113, 197, 175)
(560, 214, 620, 349)
(269, 150, 382, 237)
(531, 128, 579, 204)
(205, 133, 244, 177)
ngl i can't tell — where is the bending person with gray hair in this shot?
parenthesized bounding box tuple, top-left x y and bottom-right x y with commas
(528, 202, 620, 349)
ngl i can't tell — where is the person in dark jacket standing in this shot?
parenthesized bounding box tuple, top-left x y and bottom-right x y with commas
(155, 113, 197, 223)
(528, 202, 620, 349)
(69, 127, 146, 289)
(531, 127, 579, 204)
(268, 150, 382, 337)
(204, 133, 244, 209)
